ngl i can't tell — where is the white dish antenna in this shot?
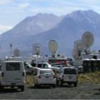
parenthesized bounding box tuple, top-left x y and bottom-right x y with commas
(48, 40, 58, 54)
(13, 48, 21, 57)
(82, 31, 94, 48)
(32, 43, 41, 55)
(72, 48, 78, 59)
(74, 40, 84, 51)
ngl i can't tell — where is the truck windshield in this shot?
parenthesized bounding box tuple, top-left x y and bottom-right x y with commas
(6, 63, 20, 71)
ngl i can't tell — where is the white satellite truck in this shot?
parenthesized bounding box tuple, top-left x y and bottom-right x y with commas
(0, 60, 26, 91)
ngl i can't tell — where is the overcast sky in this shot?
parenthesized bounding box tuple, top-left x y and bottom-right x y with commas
(0, 0, 100, 34)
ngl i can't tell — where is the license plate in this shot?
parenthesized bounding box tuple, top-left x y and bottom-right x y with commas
(45, 76, 49, 78)
(69, 76, 72, 79)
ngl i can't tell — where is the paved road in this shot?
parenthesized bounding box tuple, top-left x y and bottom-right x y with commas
(0, 83, 100, 99)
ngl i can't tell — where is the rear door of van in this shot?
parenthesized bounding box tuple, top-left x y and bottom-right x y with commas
(63, 68, 78, 82)
(2, 62, 25, 83)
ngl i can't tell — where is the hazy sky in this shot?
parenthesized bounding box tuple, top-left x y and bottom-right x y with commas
(0, 0, 100, 34)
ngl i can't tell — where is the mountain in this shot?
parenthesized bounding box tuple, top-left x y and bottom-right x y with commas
(11, 13, 63, 36)
(0, 10, 100, 57)
(0, 13, 63, 57)
(32, 10, 100, 56)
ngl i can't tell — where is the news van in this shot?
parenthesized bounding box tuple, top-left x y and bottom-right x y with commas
(0, 60, 26, 91)
(56, 67, 78, 87)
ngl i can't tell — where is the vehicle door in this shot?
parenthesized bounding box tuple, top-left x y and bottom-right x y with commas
(39, 70, 54, 83)
(2, 62, 24, 82)
(63, 68, 78, 82)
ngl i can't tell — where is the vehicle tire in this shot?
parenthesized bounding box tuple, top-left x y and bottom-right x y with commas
(74, 82, 77, 87)
(34, 83, 38, 88)
(0, 85, 4, 91)
(11, 86, 14, 89)
(56, 80, 59, 86)
(52, 84, 56, 88)
(59, 80, 63, 86)
(68, 83, 72, 86)
(19, 86, 24, 91)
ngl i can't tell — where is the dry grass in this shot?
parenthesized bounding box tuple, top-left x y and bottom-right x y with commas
(25, 74, 34, 86)
(25, 72, 100, 86)
(1, 72, 100, 86)
(79, 71, 100, 84)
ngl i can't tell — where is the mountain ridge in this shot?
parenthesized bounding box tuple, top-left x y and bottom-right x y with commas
(0, 10, 100, 57)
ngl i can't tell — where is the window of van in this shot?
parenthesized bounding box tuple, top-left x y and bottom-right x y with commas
(31, 63, 36, 67)
(37, 64, 48, 68)
(43, 64, 48, 68)
(40, 70, 53, 75)
(6, 63, 20, 71)
(37, 64, 42, 68)
(64, 68, 76, 74)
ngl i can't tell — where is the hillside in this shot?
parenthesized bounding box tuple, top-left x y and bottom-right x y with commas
(0, 10, 100, 57)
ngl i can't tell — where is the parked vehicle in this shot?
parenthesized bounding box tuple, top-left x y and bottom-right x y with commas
(32, 61, 52, 69)
(0, 60, 26, 91)
(56, 67, 78, 87)
(77, 66, 83, 73)
(33, 68, 56, 88)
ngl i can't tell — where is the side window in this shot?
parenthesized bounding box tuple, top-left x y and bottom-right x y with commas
(6, 63, 20, 71)
(37, 64, 42, 68)
(43, 64, 48, 68)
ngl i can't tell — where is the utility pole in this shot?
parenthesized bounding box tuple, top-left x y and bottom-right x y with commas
(10, 43, 13, 57)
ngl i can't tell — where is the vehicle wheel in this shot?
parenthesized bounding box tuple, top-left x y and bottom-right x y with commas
(52, 84, 56, 88)
(19, 86, 24, 91)
(59, 80, 63, 86)
(68, 83, 72, 86)
(56, 80, 59, 86)
(11, 86, 14, 89)
(0, 85, 4, 91)
(74, 82, 77, 87)
(34, 83, 38, 88)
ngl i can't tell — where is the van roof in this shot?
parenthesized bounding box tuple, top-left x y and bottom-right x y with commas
(3, 60, 23, 63)
(35, 61, 48, 64)
(63, 67, 76, 69)
(37, 68, 52, 71)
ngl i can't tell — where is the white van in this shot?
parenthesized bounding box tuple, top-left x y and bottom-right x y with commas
(57, 67, 78, 87)
(33, 68, 56, 88)
(0, 60, 26, 91)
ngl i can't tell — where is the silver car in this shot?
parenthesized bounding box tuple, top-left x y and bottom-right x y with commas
(33, 68, 56, 88)
(56, 67, 78, 87)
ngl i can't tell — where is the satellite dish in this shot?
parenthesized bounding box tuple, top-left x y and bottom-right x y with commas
(13, 48, 21, 57)
(48, 40, 58, 54)
(72, 49, 78, 59)
(32, 43, 41, 55)
(74, 40, 84, 51)
(82, 31, 94, 48)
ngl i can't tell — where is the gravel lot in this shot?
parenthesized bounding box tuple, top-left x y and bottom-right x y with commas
(0, 82, 100, 99)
